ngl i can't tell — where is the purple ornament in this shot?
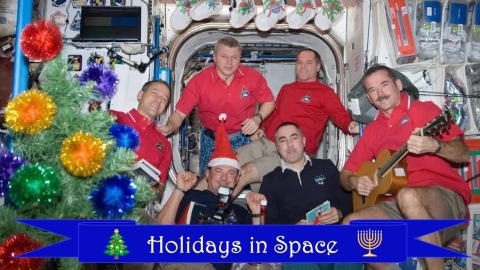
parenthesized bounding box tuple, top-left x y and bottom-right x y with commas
(79, 63, 119, 100)
(0, 150, 27, 197)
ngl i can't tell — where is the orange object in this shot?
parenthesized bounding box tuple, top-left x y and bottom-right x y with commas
(458, 139, 480, 203)
(385, 0, 417, 64)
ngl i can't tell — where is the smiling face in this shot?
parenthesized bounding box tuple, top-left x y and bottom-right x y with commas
(363, 69, 403, 117)
(206, 165, 240, 194)
(275, 124, 306, 165)
(213, 44, 241, 79)
(295, 50, 320, 82)
(136, 82, 170, 122)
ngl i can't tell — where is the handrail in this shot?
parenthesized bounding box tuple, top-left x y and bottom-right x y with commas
(12, 0, 33, 99)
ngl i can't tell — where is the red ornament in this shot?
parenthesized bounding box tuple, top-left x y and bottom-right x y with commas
(0, 234, 47, 270)
(20, 20, 63, 61)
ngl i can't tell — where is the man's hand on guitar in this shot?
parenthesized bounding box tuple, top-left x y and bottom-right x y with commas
(351, 175, 377, 196)
(407, 128, 439, 155)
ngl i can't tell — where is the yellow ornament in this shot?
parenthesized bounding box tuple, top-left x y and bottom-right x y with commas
(5, 89, 57, 135)
(60, 131, 106, 177)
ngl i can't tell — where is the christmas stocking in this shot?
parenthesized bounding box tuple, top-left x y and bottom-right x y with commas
(314, 0, 344, 31)
(229, 0, 257, 28)
(170, 0, 198, 31)
(190, 0, 223, 21)
(254, 0, 286, 32)
(286, 0, 316, 29)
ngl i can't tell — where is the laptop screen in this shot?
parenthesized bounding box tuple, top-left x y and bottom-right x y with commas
(77, 6, 141, 42)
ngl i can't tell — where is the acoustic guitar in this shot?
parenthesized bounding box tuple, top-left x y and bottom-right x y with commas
(352, 113, 452, 212)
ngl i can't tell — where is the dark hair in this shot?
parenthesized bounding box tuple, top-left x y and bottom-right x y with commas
(274, 122, 303, 140)
(362, 65, 398, 91)
(141, 80, 171, 93)
(296, 48, 322, 65)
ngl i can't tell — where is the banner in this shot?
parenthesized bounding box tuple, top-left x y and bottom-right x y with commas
(17, 219, 469, 263)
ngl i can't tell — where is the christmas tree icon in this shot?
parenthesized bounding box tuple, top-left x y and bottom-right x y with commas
(105, 229, 130, 259)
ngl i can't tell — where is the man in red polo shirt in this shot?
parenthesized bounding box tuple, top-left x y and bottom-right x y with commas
(195, 49, 358, 197)
(158, 36, 275, 177)
(340, 65, 471, 270)
(110, 80, 172, 198)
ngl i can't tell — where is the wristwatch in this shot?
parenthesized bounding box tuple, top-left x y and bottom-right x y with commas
(254, 113, 263, 123)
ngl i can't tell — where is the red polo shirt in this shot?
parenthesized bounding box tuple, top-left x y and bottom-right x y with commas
(110, 109, 172, 184)
(262, 80, 353, 154)
(175, 64, 274, 134)
(344, 93, 471, 205)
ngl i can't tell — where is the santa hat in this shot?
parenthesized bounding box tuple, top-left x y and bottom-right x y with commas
(207, 113, 242, 171)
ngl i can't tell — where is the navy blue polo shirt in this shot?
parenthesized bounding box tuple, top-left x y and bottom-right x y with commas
(259, 156, 353, 224)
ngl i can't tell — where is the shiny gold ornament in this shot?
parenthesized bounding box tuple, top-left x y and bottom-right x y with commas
(5, 89, 57, 135)
(60, 131, 106, 177)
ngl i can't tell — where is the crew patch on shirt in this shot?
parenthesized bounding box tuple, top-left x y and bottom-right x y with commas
(399, 114, 410, 126)
(156, 141, 164, 152)
(240, 86, 249, 98)
(225, 209, 238, 224)
(314, 175, 325, 185)
(301, 92, 311, 103)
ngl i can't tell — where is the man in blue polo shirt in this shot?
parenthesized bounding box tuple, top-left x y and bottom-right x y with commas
(259, 121, 353, 225)
(260, 122, 360, 270)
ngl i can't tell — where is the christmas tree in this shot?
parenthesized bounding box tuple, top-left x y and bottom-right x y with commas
(0, 20, 156, 270)
(105, 229, 130, 260)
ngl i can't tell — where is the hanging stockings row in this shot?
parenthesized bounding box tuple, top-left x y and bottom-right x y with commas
(170, 0, 345, 32)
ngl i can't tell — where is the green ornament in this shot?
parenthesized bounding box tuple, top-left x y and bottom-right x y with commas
(8, 163, 62, 208)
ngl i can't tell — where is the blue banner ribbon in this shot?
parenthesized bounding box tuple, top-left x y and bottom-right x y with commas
(16, 219, 469, 263)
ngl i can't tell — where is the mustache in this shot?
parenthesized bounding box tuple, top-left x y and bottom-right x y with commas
(377, 95, 390, 102)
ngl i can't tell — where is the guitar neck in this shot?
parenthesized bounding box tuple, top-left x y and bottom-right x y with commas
(375, 113, 449, 180)
(379, 144, 409, 178)
(378, 126, 434, 177)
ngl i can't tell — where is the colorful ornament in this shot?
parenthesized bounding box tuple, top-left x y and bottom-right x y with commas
(79, 63, 119, 100)
(5, 89, 57, 135)
(109, 123, 140, 150)
(89, 175, 137, 219)
(0, 150, 27, 198)
(20, 20, 63, 61)
(8, 163, 62, 208)
(0, 234, 46, 270)
(60, 131, 106, 177)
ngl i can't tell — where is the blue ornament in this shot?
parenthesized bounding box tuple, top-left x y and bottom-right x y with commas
(109, 123, 140, 150)
(89, 175, 136, 218)
(0, 151, 27, 198)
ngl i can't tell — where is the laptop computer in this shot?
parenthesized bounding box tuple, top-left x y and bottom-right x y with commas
(72, 6, 141, 43)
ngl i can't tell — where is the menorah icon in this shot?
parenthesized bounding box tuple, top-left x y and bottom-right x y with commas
(357, 229, 382, 257)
